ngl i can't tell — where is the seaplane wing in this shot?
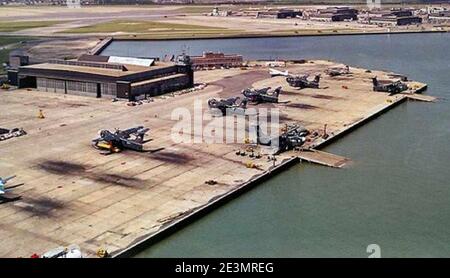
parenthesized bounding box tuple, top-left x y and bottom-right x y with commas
(2, 175, 16, 182)
(269, 68, 289, 77)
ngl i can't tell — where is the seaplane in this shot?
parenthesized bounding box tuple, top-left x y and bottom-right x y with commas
(207, 96, 248, 116)
(255, 124, 309, 154)
(372, 77, 408, 95)
(92, 126, 150, 154)
(269, 68, 289, 77)
(286, 74, 321, 89)
(242, 86, 282, 103)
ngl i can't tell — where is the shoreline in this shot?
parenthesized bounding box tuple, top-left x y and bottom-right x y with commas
(110, 29, 448, 42)
(113, 156, 300, 258)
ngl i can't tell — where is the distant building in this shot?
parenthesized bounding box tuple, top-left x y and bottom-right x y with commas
(190, 52, 243, 70)
(265, 61, 286, 67)
(366, 9, 414, 18)
(426, 6, 448, 14)
(310, 7, 358, 22)
(256, 9, 302, 19)
(429, 11, 450, 23)
(369, 16, 422, 26)
(209, 7, 232, 17)
(9, 54, 193, 101)
(359, 8, 423, 26)
(235, 8, 301, 19)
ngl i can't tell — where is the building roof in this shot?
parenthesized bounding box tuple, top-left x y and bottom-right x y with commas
(108, 56, 155, 67)
(191, 52, 243, 59)
(21, 59, 174, 78)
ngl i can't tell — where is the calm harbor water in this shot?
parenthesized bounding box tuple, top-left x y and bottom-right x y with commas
(103, 33, 450, 257)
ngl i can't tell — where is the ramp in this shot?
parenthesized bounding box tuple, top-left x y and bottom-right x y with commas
(405, 94, 436, 102)
(298, 150, 350, 168)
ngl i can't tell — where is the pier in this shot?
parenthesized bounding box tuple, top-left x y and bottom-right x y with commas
(88, 37, 113, 55)
(0, 60, 430, 257)
(298, 150, 350, 168)
(406, 93, 436, 102)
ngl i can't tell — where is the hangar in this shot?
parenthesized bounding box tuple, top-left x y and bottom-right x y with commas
(9, 54, 193, 101)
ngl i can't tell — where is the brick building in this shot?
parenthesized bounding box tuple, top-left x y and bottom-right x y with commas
(190, 52, 243, 70)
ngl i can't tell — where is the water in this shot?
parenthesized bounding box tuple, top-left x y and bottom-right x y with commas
(103, 33, 450, 258)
